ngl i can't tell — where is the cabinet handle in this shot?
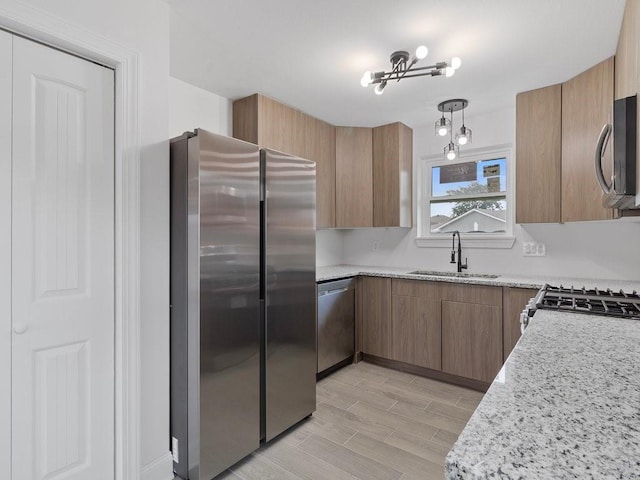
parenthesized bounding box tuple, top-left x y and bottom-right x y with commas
(13, 322, 28, 334)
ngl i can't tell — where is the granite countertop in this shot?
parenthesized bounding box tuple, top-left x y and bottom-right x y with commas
(316, 264, 640, 292)
(445, 309, 640, 479)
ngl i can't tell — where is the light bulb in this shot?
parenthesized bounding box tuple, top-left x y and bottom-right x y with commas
(445, 66, 455, 77)
(374, 83, 385, 95)
(360, 71, 373, 87)
(451, 57, 462, 70)
(444, 142, 458, 161)
(435, 117, 451, 137)
(456, 125, 472, 145)
(415, 45, 428, 60)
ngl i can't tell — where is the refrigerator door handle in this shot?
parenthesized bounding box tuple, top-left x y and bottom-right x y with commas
(595, 123, 612, 194)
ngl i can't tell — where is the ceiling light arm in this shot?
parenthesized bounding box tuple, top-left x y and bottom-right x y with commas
(361, 46, 460, 94)
(369, 62, 449, 85)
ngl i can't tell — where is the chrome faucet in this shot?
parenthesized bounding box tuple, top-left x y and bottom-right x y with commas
(450, 230, 468, 273)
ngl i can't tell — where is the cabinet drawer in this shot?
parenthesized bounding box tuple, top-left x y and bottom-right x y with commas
(440, 282, 502, 306)
(392, 279, 442, 298)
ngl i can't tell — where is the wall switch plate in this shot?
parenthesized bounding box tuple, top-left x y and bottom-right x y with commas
(523, 242, 546, 256)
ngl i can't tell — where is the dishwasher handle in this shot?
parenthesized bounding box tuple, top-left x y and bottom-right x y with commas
(318, 287, 350, 297)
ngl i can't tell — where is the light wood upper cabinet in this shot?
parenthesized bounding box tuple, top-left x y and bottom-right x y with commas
(515, 85, 562, 223)
(232, 94, 305, 156)
(502, 287, 538, 362)
(306, 116, 336, 228)
(359, 277, 391, 358)
(615, 0, 638, 101)
(335, 127, 373, 228)
(372, 122, 413, 227)
(561, 57, 614, 222)
(232, 93, 336, 228)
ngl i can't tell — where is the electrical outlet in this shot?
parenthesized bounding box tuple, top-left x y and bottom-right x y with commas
(172, 437, 179, 463)
(523, 242, 546, 257)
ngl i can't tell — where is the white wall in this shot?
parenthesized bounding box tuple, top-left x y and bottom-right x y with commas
(0, 0, 172, 478)
(169, 76, 232, 137)
(342, 108, 640, 281)
(316, 229, 345, 266)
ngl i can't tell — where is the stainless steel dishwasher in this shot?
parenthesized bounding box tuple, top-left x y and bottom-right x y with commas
(317, 278, 355, 377)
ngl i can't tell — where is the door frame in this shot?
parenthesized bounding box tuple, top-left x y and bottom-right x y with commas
(0, 3, 143, 479)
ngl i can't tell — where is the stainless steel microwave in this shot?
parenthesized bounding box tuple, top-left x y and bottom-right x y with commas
(595, 94, 637, 209)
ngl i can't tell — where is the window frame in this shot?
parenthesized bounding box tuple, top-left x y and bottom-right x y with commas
(415, 143, 516, 248)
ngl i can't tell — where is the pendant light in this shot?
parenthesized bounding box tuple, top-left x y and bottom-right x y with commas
(435, 112, 451, 137)
(436, 99, 471, 160)
(455, 104, 473, 146)
(443, 109, 459, 160)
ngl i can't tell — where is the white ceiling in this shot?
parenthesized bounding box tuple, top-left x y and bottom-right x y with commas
(167, 0, 626, 128)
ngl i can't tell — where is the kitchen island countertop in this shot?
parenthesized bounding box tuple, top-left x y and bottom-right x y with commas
(445, 309, 640, 479)
(316, 264, 640, 292)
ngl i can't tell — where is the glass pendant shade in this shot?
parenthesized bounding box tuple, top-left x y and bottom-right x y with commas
(455, 125, 473, 146)
(444, 141, 459, 160)
(435, 117, 451, 137)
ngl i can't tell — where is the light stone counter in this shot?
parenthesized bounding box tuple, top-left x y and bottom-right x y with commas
(445, 309, 640, 479)
(316, 264, 640, 292)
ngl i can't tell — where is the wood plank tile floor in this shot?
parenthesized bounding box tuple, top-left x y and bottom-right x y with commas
(205, 361, 483, 480)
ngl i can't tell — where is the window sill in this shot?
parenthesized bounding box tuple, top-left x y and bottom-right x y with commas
(415, 235, 516, 249)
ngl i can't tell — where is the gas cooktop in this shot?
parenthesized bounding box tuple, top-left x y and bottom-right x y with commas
(534, 284, 640, 319)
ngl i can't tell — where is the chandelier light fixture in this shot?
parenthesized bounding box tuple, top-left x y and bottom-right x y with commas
(436, 99, 472, 160)
(361, 46, 461, 95)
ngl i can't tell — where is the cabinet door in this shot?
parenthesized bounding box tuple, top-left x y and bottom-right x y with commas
(360, 277, 391, 358)
(515, 84, 562, 223)
(391, 295, 441, 370)
(503, 287, 539, 361)
(614, 0, 638, 100)
(335, 127, 372, 227)
(306, 116, 336, 228)
(442, 301, 502, 383)
(562, 57, 614, 222)
(372, 122, 412, 227)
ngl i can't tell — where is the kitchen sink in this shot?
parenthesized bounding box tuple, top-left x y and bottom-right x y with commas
(408, 270, 500, 279)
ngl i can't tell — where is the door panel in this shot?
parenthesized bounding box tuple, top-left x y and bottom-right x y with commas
(442, 301, 502, 383)
(263, 149, 316, 441)
(11, 36, 115, 480)
(0, 29, 11, 479)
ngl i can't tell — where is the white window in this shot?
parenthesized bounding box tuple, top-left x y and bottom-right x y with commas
(416, 144, 515, 248)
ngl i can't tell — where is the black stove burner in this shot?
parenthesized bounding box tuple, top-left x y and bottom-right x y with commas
(535, 284, 640, 319)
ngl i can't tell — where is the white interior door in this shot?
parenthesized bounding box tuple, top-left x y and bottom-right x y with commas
(11, 36, 115, 480)
(0, 29, 12, 479)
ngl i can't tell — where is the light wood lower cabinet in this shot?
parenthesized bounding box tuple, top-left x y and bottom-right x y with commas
(502, 287, 539, 361)
(391, 295, 441, 370)
(357, 277, 505, 385)
(390, 279, 442, 370)
(359, 277, 391, 358)
(441, 300, 503, 383)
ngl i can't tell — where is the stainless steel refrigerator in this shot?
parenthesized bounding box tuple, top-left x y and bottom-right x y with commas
(170, 129, 316, 480)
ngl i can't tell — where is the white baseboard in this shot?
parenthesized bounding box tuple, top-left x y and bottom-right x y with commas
(142, 452, 174, 480)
